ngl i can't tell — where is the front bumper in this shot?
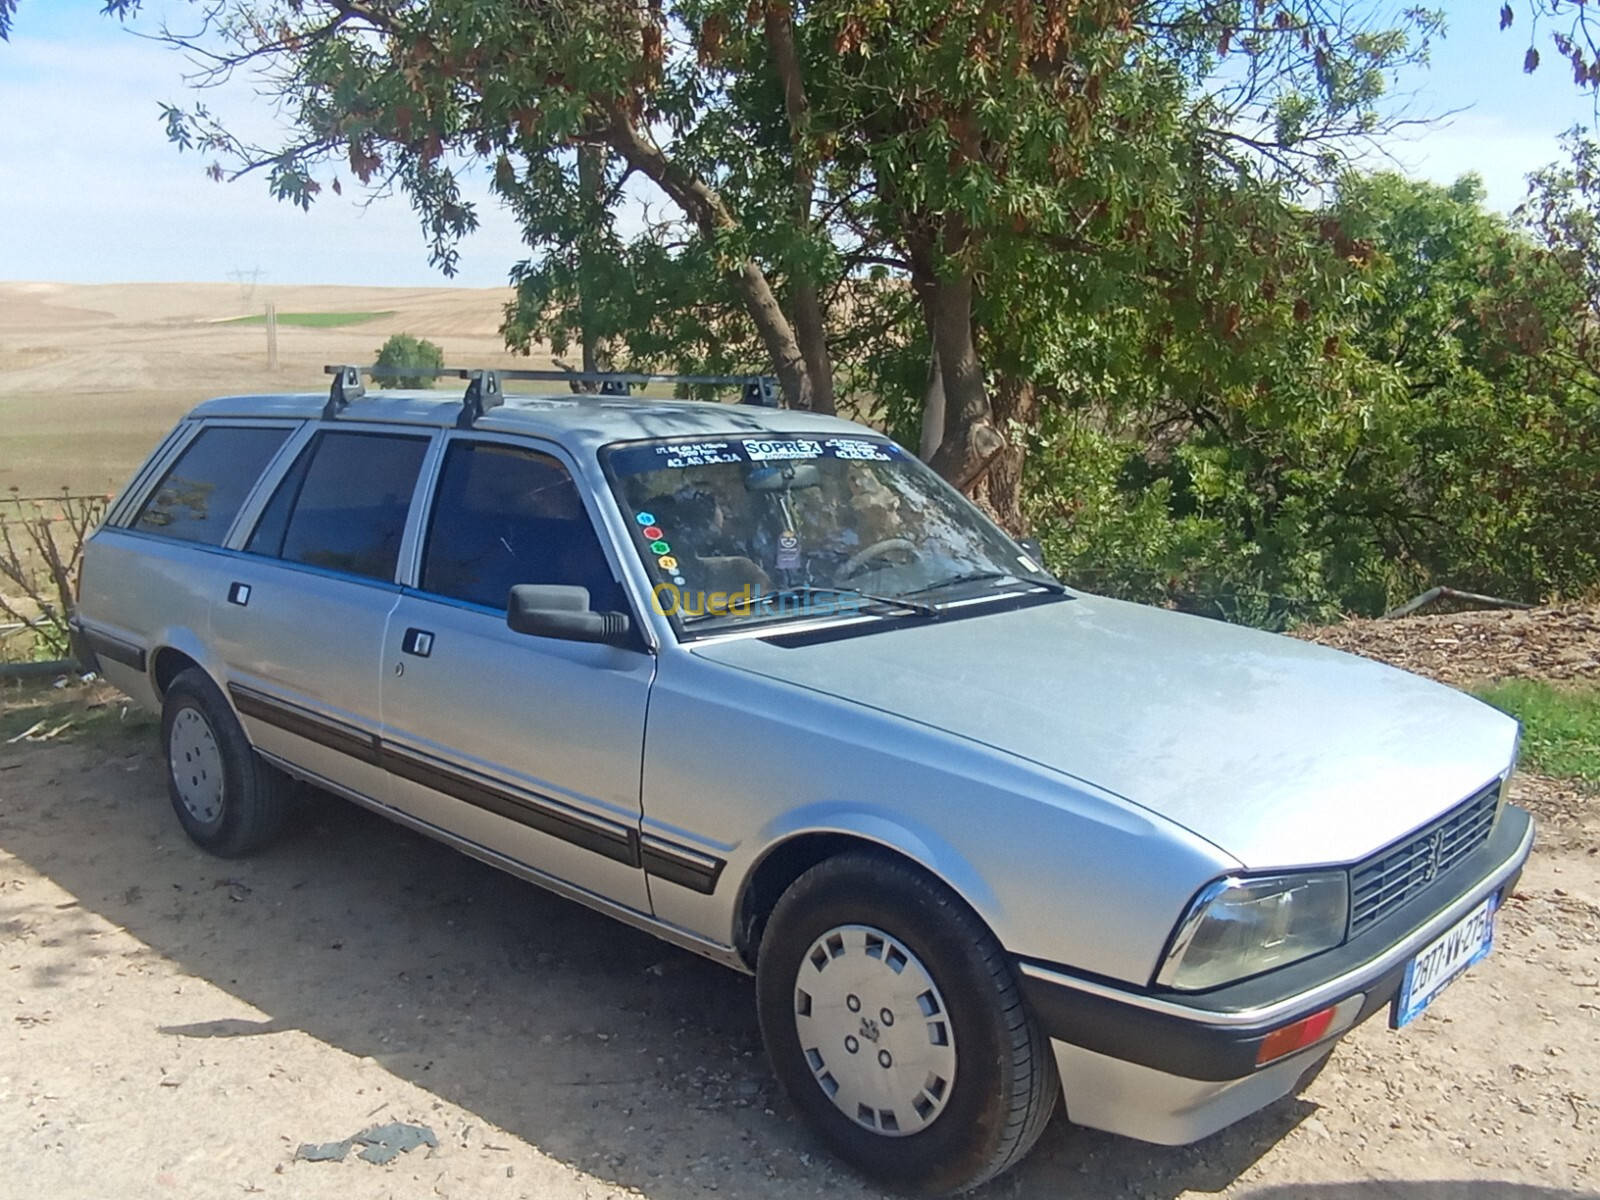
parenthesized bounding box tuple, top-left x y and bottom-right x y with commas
(1018, 803, 1534, 1144)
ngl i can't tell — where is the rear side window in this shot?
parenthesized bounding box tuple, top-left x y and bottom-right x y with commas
(131, 426, 291, 545)
(420, 440, 623, 611)
(247, 430, 429, 583)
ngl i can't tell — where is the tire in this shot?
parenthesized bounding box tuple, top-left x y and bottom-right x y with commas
(160, 667, 291, 857)
(756, 851, 1058, 1195)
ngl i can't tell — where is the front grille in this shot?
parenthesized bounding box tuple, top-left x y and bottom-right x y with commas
(1348, 780, 1502, 936)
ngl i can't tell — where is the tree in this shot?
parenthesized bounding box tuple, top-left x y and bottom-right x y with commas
(1026, 169, 1600, 621)
(1501, 2, 1600, 92)
(94, 1, 1436, 514)
(374, 333, 445, 388)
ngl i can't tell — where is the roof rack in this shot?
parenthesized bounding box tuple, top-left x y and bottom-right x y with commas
(322, 365, 781, 424)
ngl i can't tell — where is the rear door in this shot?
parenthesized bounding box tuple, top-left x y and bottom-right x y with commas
(378, 434, 653, 910)
(212, 425, 434, 802)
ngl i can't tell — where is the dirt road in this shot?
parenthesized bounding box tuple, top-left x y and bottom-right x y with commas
(1, 697, 1596, 1200)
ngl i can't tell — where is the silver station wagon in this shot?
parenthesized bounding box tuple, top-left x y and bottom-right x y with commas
(75, 366, 1533, 1194)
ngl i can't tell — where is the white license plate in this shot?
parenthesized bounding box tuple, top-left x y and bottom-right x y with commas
(1392, 894, 1497, 1027)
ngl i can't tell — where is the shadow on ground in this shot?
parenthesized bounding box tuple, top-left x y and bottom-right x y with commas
(1241, 1186, 1600, 1200)
(0, 731, 1456, 1200)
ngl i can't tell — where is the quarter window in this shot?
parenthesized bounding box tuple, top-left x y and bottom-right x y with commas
(247, 431, 429, 582)
(131, 426, 291, 545)
(420, 440, 623, 611)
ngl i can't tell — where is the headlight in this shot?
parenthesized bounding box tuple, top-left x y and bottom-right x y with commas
(1156, 873, 1349, 991)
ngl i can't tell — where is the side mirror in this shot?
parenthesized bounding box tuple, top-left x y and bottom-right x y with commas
(507, 584, 631, 645)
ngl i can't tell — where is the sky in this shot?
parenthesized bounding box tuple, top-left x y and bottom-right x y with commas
(0, 1, 1596, 290)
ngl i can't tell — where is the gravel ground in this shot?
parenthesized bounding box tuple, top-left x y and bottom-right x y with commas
(2, 633, 1597, 1200)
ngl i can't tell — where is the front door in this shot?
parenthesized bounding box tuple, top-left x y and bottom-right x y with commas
(378, 436, 653, 911)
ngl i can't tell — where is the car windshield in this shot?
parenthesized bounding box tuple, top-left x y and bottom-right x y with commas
(601, 433, 1057, 634)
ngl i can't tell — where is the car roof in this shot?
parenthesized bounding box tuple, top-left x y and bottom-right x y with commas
(187, 390, 877, 453)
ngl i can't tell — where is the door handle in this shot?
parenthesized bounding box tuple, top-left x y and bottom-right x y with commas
(227, 582, 252, 606)
(401, 628, 434, 657)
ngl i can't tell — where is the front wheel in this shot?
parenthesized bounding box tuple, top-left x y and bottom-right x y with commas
(161, 667, 291, 857)
(756, 851, 1058, 1195)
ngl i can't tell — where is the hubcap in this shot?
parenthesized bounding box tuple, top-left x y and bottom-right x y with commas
(169, 706, 224, 826)
(793, 924, 957, 1137)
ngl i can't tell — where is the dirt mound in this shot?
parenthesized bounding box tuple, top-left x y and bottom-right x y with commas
(1295, 602, 1600, 687)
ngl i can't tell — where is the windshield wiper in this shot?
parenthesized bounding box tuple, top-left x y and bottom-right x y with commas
(899, 569, 1068, 599)
(760, 584, 942, 619)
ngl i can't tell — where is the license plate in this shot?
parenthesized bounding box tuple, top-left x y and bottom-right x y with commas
(1392, 894, 1497, 1028)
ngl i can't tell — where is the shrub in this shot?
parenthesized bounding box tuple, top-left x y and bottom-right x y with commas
(373, 333, 445, 387)
(0, 491, 108, 662)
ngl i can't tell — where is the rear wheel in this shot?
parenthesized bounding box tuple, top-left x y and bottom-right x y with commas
(756, 851, 1058, 1195)
(161, 667, 291, 857)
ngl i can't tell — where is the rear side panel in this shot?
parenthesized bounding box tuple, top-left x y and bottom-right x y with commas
(76, 529, 232, 709)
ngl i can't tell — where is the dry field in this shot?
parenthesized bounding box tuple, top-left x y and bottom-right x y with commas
(0, 280, 550, 496)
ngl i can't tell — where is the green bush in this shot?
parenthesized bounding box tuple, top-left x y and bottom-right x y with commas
(373, 333, 445, 388)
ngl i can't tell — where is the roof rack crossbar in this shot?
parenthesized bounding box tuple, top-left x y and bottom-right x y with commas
(320, 364, 783, 414)
(487, 369, 768, 387)
(486, 369, 781, 405)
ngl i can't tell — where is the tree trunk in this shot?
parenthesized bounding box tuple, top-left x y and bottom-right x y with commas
(605, 108, 813, 410)
(969, 374, 1036, 535)
(764, 2, 837, 415)
(577, 142, 611, 382)
(919, 349, 945, 460)
(924, 270, 1005, 490)
(791, 280, 836, 414)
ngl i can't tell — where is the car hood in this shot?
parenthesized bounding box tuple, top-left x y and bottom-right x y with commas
(692, 594, 1518, 869)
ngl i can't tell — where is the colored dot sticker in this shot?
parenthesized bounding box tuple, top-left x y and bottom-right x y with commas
(636, 512, 656, 525)
(650, 540, 671, 555)
(642, 525, 664, 540)
(673, 576, 686, 585)
(658, 555, 679, 572)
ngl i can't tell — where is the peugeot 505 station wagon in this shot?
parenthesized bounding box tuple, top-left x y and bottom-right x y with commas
(73, 365, 1533, 1194)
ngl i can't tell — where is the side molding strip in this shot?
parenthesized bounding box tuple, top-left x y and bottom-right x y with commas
(81, 628, 147, 673)
(229, 683, 380, 764)
(256, 748, 751, 974)
(229, 682, 726, 889)
(640, 835, 726, 895)
(380, 742, 640, 867)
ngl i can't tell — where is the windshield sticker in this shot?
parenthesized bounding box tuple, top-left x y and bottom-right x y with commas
(656, 442, 745, 468)
(618, 437, 901, 474)
(642, 524, 663, 540)
(744, 438, 823, 462)
(776, 530, 801, 570)
(635, 511, 656, 525)
(650, 539, 671, 554)
(658, 555, 679, 572)
(824, 438, 895, 462)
